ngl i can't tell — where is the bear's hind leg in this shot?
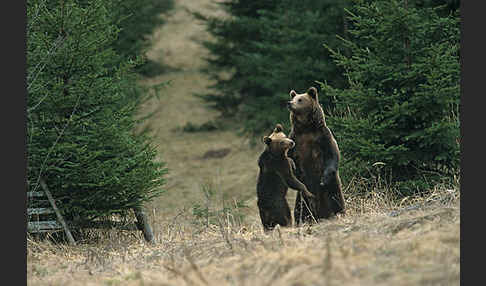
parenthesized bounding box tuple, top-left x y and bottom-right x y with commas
(328, 175, 346, 215)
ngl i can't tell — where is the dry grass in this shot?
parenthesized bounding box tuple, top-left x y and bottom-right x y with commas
(27, 0, 460, 285)
(27, 186, 460, 286)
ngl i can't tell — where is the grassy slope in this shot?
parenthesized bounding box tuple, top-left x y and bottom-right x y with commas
(27, 0, 460, 285)
(27, 187, 460, 286)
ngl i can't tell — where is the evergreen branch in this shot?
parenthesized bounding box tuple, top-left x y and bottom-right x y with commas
(31, 92, 82, 194)
(27, 0, 47, 36)
(27, 35, 66, 112)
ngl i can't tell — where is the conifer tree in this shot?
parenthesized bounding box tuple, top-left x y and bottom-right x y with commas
(320, 0, 460, 193)
(27, 0, 167, 221)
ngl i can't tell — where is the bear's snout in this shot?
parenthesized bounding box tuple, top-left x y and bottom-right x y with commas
(287, 101, 293, 110)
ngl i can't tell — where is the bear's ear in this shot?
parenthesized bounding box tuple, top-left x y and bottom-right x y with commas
(290, 90, 297, 99)
(274, 124, 284, 132)
(263, 136, 272, 145)
(307, 87, 318, 101)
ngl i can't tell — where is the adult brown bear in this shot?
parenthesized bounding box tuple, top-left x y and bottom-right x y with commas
(257, 124, 314, 231)
(287, 87, 345, 224)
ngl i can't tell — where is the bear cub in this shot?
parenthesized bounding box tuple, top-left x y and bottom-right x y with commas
(256, 123, 314, 231)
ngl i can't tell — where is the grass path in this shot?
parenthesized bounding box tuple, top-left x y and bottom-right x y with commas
(137, 0, 262, 221)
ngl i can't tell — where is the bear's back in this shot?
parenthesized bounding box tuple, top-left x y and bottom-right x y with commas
(257, 150, 288, 199)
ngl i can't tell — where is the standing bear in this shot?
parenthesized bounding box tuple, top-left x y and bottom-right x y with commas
(287, 87, 345, 224)
(257, 123, 314, 231)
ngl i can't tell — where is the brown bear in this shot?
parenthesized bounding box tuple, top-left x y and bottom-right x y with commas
(287, 87, 345, 224)
(257, 123, 315, 231)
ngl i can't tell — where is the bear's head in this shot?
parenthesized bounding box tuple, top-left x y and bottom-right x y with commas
(263, 124, 295, 157)
(287, 87, 326, 128)
(287, 87, 319, 115)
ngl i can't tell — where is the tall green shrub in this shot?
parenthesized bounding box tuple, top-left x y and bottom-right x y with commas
(320, 0, 460, 194)
(27, 0, 167, 220)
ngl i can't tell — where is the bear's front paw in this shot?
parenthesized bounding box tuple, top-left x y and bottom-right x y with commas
(303, 190, 315, 198)
(320, 169, 336, 187)
(319, 180, 330, 192)
(319, 178, 329, 188)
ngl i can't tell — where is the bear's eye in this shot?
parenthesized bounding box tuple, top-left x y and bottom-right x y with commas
(298, 99, 302, 103)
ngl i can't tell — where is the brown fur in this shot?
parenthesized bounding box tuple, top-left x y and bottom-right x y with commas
(257, 124, 314, 231)
(287, 87, 345, 224)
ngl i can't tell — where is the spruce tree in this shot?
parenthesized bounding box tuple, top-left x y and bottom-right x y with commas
(320, 0, 460, 194)
(196, 0, 281, 119)
(27, 0, 167, 221)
